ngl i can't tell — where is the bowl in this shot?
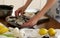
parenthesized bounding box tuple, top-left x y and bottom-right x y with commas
(0, 5, 13, 18)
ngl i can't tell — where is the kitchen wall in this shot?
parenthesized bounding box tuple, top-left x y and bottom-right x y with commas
(0, 0, 4, 4)
(47, 1, 58, 18)
(24, 0, 47, 10)
(0, 0, 47, 16)
(47, 0, 60, 18)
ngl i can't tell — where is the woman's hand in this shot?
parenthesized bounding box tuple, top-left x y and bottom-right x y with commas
(15, 0, 32, 17)
(15, 6, 25, 16)
(21, 18, 38, 27)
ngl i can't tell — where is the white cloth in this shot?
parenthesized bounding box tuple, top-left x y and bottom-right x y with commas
(24, 0, 47, 10)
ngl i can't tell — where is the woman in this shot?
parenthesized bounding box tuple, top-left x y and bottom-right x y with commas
(15, 0, 56, 27)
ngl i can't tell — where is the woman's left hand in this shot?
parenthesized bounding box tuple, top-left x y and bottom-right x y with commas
(21, 19, 38, 27)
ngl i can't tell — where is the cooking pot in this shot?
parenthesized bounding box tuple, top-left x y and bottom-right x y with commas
(0, 5, 13, 18)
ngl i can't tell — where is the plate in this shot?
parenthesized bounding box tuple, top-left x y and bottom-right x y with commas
(6, 16, 29, 28)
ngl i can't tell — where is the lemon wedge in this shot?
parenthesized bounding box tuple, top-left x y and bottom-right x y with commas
(0, 23, 9, 34)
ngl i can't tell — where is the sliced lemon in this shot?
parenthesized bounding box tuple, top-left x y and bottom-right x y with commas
(0, 27, 9, 34)
(0, 23, 9, 34)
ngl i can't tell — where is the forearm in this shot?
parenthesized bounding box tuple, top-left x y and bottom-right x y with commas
(20, 0, 32, 14)
(23, 0, 32, 9)
(32, 0, 56, 21)
(18, 0, 32, 15)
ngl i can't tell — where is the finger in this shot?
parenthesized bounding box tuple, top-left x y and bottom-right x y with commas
(21, 22, 33, 27)
(15, 10, 20, 16)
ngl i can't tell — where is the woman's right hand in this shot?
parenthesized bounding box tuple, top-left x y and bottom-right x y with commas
(15, 6, 25, 16)
(15, 0, 32, 17)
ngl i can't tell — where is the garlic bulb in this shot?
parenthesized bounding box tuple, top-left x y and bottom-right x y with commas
(12, 27, 22, 38)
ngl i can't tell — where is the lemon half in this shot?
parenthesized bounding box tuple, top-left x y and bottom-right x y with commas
(0, 23, 9, 34)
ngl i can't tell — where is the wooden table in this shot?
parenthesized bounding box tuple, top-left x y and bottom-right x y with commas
(45, 16, 60, 29)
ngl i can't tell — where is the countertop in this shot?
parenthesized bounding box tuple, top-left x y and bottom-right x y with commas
(54, 16, 60, 23)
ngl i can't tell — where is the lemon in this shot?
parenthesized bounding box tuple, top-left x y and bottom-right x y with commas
(0, 27, 9, 34)
(0, 25, 5, 29)
(0, 23, 9, 34)
(48, 28, 56, 36)
(38, 28, 48, 35)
